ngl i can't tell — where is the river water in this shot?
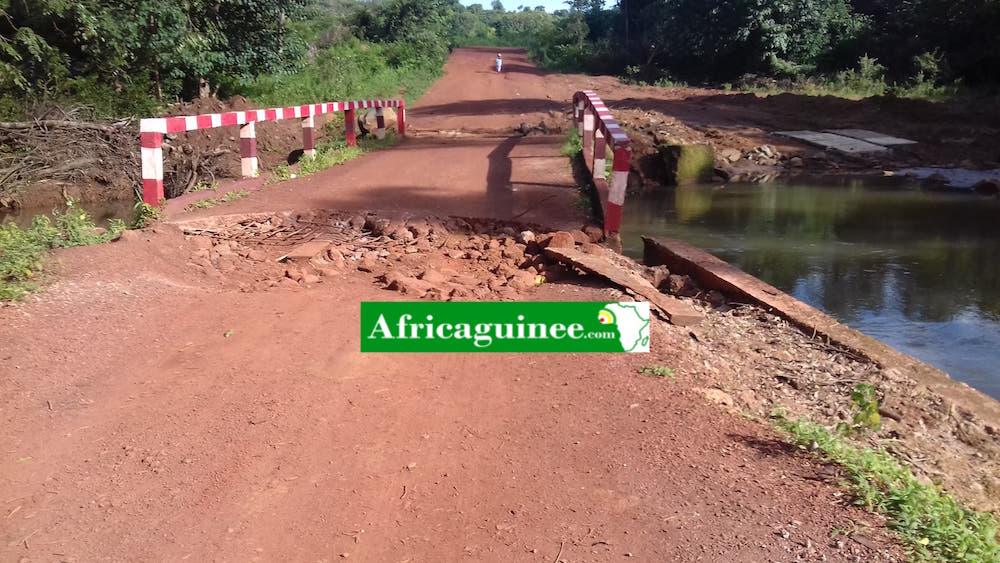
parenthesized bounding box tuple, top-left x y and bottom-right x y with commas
(619, 179, 1000, 400)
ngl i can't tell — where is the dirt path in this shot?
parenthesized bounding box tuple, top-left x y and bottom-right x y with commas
(0, 49, 904, 562)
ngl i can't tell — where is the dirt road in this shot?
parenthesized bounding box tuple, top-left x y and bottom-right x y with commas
(1, 49, 902, 562)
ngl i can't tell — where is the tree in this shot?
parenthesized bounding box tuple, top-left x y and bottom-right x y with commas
(0, 0, 308, 104)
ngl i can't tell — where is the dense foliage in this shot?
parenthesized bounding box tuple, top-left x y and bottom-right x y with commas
(1, 0, 996, 118)
(0, 0, 462, 118)
(0, 0, 308, 116)
(453, 0, 1000, 92)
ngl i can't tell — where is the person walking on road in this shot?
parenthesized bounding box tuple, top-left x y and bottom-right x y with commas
(495, 53, 503, 73)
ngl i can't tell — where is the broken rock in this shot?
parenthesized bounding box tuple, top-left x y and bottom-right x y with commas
(545, 231, 576, 249)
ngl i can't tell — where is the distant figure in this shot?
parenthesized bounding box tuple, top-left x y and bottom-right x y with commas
(496, 53, 503, 73)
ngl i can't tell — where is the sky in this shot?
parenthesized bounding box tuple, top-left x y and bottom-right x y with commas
(458, 0, 577, 13)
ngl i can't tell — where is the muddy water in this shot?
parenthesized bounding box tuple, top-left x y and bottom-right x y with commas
(620, 180, 1000, 400)
(0, 200, 134, 229)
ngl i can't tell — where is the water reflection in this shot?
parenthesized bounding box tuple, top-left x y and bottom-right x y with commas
(621, 181, 1000, 399)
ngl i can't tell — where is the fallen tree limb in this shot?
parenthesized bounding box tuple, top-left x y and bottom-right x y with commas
(0, 120, 126, 133)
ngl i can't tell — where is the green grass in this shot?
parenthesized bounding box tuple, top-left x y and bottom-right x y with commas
(242, 39, 442, 109)
(560, 129, 582, 157)
(1, 198, 125, 300)
(221, 189, 250, 203)
(189, 181, 218, 193)
(777, 416, 1000, 561)
(638, 365, 675, 378)
(271, 131, 399, 183)
(186, 198, 218, 211)
(131, 202, 160, 229)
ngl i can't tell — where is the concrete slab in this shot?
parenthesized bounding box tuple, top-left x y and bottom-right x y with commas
(775, 130, 889, 153)
(542, 245, 703, 326)
(826, 129, 916, 146)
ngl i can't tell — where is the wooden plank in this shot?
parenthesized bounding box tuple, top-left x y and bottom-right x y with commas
(826, 128, 916, 146)
(775, 130, 888, 153)
(543, 246, 703, 326)
(277, 240, 332, 262)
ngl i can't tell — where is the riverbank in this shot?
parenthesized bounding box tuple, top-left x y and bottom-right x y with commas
(618, 180, 1000, 401)
(641, 235, 1000, 515)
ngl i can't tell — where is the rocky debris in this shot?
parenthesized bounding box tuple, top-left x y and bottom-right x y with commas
(544, 231, 576, 249)
(643, 265, 671, 291)
(568, 230, 589, 244)
(179, 213, 726, 315)
(667, 274, 698, 297)
(699, 388, 736, 408)
(582, 224, 604, 243)
(744, 145, 783, 166)
(542, 245, 703, 326)
(719, 148, 742, 163)
(514, 120, 551, 137)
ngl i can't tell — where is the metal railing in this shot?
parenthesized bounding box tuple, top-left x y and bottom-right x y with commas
(572, 90, 631, 236)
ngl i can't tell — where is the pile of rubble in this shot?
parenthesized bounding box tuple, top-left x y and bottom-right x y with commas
(180, 212, 659, 300)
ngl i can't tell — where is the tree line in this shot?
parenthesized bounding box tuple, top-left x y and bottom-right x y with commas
(0, 0, 466, 118)
(1, 0, 996, 119)
(575, 0, 1000, 88)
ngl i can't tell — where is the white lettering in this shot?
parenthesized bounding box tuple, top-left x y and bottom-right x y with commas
(369, 314, 394, 339)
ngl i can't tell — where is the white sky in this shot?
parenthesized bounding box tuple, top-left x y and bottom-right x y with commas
(458, 1, 576, 13)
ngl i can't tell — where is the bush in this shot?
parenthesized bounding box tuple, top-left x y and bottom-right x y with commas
(241, 39, 443, 109)
(0, 198, 125, 300)
(830, 55, 888, 97)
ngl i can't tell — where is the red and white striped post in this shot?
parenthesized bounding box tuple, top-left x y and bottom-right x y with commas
(593, 128, 607, 189)
(375, 107, 386, 140)
(302, 114, 316, 158)
(397, 100, 406, 136)
(571, 90, 632, 241)
(140, 131, 164, 205)
(240, 122, 259, 177)
(606, 146, 630, 233)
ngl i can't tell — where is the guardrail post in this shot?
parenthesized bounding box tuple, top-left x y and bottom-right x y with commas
(582, 109, 595, 170)
(140, 131, 164, 205)
(375, 107, 386, 140)
(575, 99, 585, 138)
(345, 107, 357, 147)
(398, 100, 406, 136)
(240, 122, 259, 177)
(606, 145, 630, 234)
(593, 129, 607, 188)
(302, 114, 316, 158)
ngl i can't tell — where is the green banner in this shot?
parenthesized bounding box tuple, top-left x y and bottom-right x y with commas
(360, 301, 650, 353)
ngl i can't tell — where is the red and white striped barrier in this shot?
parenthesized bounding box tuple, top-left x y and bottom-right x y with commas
(572, 90, 631, 236)
(139, 98, 406, 206)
